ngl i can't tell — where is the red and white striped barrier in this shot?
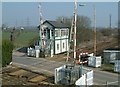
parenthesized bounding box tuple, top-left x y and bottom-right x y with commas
(79, 52, 88, 56)
(78, 60, 88, 64)
(78, 52, 88, 64)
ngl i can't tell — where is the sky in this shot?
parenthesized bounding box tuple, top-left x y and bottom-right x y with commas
(2, 2, 118, 28)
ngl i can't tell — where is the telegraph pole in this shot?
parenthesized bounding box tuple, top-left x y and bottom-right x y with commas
(93, 5, 96, 56)
(109, 14, 112, 29)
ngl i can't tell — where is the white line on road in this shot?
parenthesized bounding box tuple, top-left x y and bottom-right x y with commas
(101, 81, 118, 85)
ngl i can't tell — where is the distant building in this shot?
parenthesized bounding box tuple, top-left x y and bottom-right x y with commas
(38, 20, 70, 57)
(20, 27, 24, 30)
(103, 48, 120, 64)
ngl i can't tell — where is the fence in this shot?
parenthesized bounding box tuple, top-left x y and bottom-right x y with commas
(55, 65, 65, 84)
(75, 68, 93, 86)
(27, 47, 35, 57)
(55, 64, 93, 86)
(114, 60, 120, 73)
(55, 64, 80, 85)
(88, 56, 101, 68)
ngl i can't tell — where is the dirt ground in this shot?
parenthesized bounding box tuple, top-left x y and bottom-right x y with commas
(2, 65, 54, 86)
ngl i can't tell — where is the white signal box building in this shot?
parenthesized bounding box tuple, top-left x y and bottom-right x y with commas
(41, 20, 69, 56)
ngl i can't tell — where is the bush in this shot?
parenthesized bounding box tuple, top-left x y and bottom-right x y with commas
(2, 40, 14, 67)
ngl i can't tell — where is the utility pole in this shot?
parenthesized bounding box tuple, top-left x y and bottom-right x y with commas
(93, 5, 96, 56)
(109, 14, 112, 29)
(73, 0, 77, 64)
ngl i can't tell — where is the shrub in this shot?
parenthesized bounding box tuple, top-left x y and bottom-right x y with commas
(2, 40, 14, 67)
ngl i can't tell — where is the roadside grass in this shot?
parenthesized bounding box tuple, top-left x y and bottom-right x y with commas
(101, 64, 114, 73)
(13, 31, 39, 48)
(2, 30, 38, 67)
(2, 30, 39, 48)
(2, 31, 10, 40)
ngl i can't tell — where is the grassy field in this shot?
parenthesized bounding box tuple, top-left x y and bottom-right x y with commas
(2, 29, 39, 48)
(1, 29, 39, 67)
(2, 31, 10, 40)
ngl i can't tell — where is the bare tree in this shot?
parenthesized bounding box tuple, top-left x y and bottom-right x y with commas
(56, 15, 92, 44)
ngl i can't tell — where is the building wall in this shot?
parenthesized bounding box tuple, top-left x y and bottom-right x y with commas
(43, 22, 54, 39)
(55, 40, 61, 54)
(55, 28, 69, 54)
(62, 39, 69, 52)
(42, 22, 55, 56)
(103, 50, 120, 64)
(43, 22, 69, 55)
(55, 39, 69, 54)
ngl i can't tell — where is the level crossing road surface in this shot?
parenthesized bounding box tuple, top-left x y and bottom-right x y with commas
(13, 56, 119, 85)
(92, 67, 119, 85)
(13, 56, 65, 75)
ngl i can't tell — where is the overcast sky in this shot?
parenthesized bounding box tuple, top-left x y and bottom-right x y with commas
(2, 2, 118, 28)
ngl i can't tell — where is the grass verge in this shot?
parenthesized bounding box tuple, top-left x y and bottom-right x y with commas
(101, 64, 114, 73)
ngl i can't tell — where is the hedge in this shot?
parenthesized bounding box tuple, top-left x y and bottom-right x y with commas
(2, 40, 13, 67)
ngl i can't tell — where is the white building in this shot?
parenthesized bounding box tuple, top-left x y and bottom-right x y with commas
(39, 20, 70, 56)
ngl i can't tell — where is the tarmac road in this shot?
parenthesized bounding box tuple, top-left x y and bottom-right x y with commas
(12, 56, 64, 75)
(93, 69, 119, 85)
(12, 56, 119, 85)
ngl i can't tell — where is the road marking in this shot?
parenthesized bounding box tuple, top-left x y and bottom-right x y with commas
(101, 81, 118, 85)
